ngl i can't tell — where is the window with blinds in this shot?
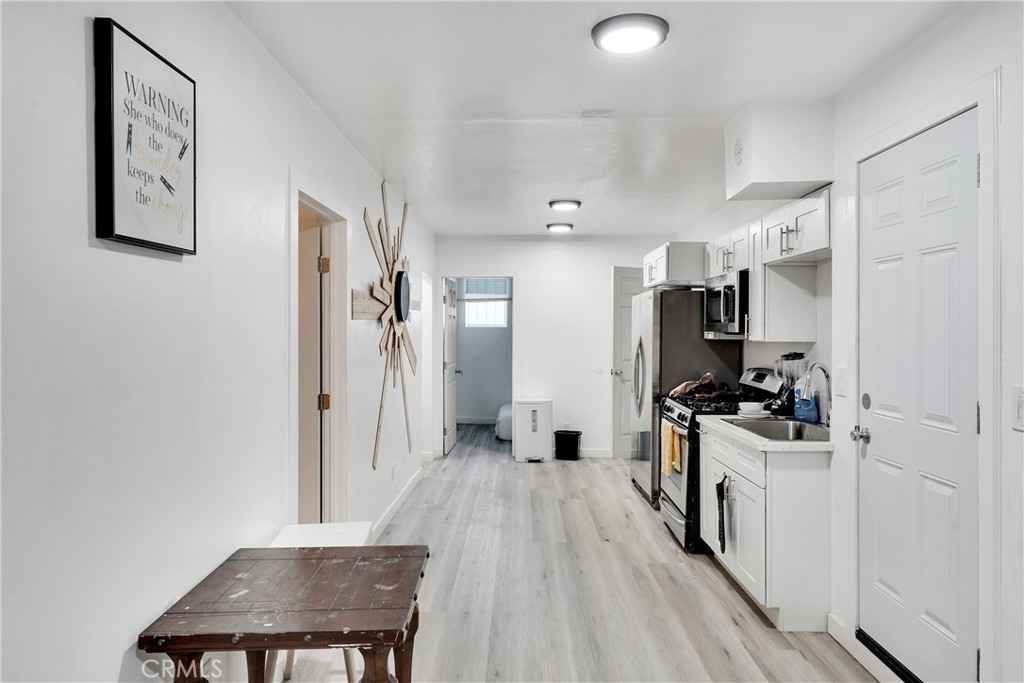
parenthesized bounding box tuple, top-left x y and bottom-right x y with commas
(461, 277, 511, 327)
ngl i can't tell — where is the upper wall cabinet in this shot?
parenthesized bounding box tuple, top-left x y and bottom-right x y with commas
(725, 101, 834, 201)
(643, 241, 706, 288)
(747, 219, 818, 343)
(706, 225, 750, 278)
(762, 188, 831, 264)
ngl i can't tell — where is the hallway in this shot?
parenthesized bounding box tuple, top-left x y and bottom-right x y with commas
(293, 425, 872, 682)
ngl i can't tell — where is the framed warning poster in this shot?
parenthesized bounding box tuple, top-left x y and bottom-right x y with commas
(94, 18, 196, 255)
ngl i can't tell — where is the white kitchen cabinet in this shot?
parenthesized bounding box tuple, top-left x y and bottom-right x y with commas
(702, 435, 767, 603)
(698, 419, 831, 631)
(642, 241, 705, 288)
(762, 189, 830, 265)
(748, 221, 817, 342)
(706, 226, 750, 278)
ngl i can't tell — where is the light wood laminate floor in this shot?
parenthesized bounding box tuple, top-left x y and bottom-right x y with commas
(292, 424, 874, 682)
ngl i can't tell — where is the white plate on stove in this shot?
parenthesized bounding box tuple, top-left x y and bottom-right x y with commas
(735, 410, 771, 418)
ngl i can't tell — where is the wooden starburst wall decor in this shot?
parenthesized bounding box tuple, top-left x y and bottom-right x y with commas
(351, 182, 420, 470)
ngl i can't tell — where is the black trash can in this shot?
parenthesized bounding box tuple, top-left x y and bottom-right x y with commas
(554, 430, 582, 460)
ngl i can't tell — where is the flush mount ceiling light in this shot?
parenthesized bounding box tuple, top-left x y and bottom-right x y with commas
(549, 199, 582, 211)
(547, 223, 573, 233)
(591, 13, 669, 54)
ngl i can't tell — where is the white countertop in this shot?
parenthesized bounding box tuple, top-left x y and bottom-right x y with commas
(697, 414, 835, 452)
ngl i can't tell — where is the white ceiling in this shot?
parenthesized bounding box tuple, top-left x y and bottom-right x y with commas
(230, 1, 961, 237)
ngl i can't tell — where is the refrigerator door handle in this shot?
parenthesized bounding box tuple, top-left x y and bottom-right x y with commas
(633, 339, 646, 416)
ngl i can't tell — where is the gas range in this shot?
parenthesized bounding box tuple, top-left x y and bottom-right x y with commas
(661, 391, 742, 429)
(658, 368, 786, 554)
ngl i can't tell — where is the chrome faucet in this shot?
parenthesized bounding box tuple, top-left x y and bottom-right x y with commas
(808, 362, 832, 427)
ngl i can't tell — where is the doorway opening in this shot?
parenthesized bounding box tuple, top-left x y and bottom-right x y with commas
(293, 189, 347, 524)
(442, 276, 514, 452)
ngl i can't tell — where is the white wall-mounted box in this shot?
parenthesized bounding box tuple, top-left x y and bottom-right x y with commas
(513, 399, 553, 462)
(725, 101, 834, 200)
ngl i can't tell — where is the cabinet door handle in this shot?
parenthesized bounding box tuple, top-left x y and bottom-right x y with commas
(779, 227, 786, 256)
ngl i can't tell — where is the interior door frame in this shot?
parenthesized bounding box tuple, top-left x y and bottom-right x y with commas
(437, 271, 521, 453)
(850, 72, 1001, 679)
(442, 277, 458, 455)
(289, 166, 350, 524)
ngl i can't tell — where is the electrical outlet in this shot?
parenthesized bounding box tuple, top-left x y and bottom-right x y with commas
(563, 422, 570, 430)
(1012, 384, 1024, 433)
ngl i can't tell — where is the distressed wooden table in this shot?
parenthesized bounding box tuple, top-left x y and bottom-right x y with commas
(138, 545, 429, 683)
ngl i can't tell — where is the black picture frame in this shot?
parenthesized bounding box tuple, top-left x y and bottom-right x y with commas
(94, 18, 196, 255)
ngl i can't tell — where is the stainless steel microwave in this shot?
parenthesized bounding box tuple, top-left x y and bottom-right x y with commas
(704, 271, 747, 336)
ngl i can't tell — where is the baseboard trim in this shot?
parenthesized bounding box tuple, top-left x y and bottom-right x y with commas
(456, 417, 496, 425)
(827, 613, 900, 683)
(371, 466, 423, 542)
(580, 448, 612, 459)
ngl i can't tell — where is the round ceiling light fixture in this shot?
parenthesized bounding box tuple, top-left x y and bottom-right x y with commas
(591, 13, 669, 54)
(549, 199, 582, 211)
(546, 223, 573, 233)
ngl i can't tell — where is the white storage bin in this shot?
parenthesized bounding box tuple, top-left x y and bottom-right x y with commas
(513, 399, 553, 462)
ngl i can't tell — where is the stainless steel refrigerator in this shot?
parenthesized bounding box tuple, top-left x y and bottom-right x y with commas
(629, 288, 742, 508)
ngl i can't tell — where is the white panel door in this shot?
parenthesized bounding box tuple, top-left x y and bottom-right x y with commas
(442, 278, 458, 455)
(858, 107, 978, 682)
(611, 266, 643, 458)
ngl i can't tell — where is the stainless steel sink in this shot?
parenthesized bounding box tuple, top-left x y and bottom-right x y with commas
(723, 418, 831, 442)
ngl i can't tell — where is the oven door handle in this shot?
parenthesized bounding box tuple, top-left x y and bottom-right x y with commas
(660, 494, 688, 526)
(670, 424, 688, 436)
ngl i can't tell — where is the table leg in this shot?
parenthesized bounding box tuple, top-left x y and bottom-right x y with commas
(344, 649, 358, 683)
(169, 653, 204, 683)
(246, 650, 267, 683)
(393, 605, 419, 683)
(358, 646, 395, 683)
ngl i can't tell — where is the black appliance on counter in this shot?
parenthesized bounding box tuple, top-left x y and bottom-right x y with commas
(659, 368, 784, 552)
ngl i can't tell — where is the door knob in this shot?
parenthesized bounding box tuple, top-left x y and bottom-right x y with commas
(610, 369, 623, 376)
(850, 425, 871, 444)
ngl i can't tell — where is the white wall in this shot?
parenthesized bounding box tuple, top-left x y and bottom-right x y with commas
(455, 283, 513, 423)
(1, 3, 433, 680)
(829, 3, 1022, 680)
(436, 236, 666, 457)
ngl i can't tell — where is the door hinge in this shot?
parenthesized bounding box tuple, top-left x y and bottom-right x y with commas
(443, 427, 449, 436)
(442, 294, 447, 304)
(317, 256, 330, 274)
(318, 393, 330, 411)
(977, 153, 981, 188)
(977, 401, 981, 434)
